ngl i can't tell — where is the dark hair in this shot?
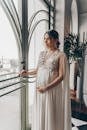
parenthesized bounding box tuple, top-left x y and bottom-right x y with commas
(44, 29, 60, 48)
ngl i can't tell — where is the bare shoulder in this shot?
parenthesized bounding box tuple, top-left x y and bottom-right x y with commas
(58, 51, 67, 59)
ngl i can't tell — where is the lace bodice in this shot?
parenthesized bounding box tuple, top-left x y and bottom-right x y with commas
(37, 50, 67, 85)
(37, 50, 60, 73)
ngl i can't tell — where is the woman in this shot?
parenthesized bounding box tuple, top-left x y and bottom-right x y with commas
(20, 30, 71, 130)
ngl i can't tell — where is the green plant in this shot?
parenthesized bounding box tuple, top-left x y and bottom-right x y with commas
(64, 33, 86, 60)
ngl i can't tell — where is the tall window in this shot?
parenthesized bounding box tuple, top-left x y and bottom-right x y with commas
(0, 0, 55, 130)
(28, 0, 55, 129)
(0, 1, 21, 130)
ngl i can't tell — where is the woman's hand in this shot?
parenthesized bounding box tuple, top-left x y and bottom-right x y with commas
(19, 70, 28, 77)
(36, 87, 47, 93)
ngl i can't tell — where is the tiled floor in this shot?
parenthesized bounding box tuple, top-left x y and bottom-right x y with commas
(71, 94, 87, 130)
(72, 118, 87, 130)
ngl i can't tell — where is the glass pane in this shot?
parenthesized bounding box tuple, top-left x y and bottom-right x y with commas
(13, 0, 18, 12)
(50, 0, 54, 6)
(0, 3, 19, 72)
(0, 90, 21, 130)
(28, 0, 48, 129)
(0, 1, 21, 130)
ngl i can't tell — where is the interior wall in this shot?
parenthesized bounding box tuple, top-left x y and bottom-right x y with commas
(79, 12, 87, 106)
(77, 0, 87, 106)
(79, 13, 87, 42)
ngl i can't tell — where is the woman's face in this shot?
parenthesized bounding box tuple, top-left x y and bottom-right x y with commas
(44, 33, 57, 49)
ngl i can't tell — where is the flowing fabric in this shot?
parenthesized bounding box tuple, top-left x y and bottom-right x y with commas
(32, 50, 72, 130)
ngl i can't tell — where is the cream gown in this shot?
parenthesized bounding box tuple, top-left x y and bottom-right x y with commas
(32, 50, 72, 130)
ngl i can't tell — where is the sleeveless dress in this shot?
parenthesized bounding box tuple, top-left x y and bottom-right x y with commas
(32, 50, 71, 130)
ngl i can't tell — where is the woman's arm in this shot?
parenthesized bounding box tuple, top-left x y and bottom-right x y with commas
(19, 51, 43, 77)
(27, 68, 37, 75)
(45, 54, 66, 91)
(19, 68, 37, 76)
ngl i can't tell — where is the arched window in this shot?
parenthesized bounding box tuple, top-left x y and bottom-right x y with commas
(0, 0, 55, 130)
(0, 1, 21, 130)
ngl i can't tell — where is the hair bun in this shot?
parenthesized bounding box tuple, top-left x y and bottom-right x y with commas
(45, 30, 59, 39)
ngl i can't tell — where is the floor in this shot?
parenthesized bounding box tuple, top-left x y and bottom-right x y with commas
(71, 93, 87, 130)
(0, 90, 87, 130)
(72, 117, 87, 130)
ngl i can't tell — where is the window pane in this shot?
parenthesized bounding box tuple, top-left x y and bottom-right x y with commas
(0, 5, 18, 61)
(28, 0, 48, 129)
(0, 91, 21, 130)
(0, 2, 21, 130)
(13, 0, 18, 12)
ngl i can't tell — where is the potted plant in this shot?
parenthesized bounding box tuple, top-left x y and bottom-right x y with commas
(64, 33, 87, 100)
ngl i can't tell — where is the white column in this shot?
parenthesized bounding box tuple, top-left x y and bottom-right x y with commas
(55, 0, 65, 50)
(83, 48, 87, 106)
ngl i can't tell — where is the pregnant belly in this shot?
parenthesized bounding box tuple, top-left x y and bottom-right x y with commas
(36, 66, 50, 86)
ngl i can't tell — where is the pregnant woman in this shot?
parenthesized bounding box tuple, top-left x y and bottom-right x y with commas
(20, 30, 71, 130)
